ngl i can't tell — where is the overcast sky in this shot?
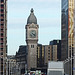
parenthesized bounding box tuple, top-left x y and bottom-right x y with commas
(7, 0, 61, 55)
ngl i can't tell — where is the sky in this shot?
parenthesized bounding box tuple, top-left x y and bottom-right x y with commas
(7, 0, 61, 55)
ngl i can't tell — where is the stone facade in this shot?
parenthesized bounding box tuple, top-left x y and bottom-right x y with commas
(25, 8, 39, 71)
(15, 45, 27, 75)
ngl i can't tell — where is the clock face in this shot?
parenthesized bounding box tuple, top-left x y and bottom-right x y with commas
(30, 30, 36, 38)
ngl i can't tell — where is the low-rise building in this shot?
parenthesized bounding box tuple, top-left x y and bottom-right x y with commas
(49, 40, 61, 61)
(44, 45, 57, 66)
(47, 61, 64, 75)
(37, 40, 61, 68)
(37, 44, 58, 73)
(6, 55, 16, 75)
(15, 45, 27, 75)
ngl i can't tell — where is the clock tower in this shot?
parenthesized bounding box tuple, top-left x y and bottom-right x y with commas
(25, 8, 39, 70)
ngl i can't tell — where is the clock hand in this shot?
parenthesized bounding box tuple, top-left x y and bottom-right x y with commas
(32, 33, 35, 36)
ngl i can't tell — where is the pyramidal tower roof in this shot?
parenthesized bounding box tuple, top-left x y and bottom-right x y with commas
(27, 8, 37, 24)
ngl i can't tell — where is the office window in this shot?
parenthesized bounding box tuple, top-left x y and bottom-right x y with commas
(1, 5, 4, 8)
(1, 52, 3, 55)
(1, 0, 4, 2)
(1, 19, 4, 21)
(0, 43, 3, 45)
(1, 14, 4, 17)
(1, 33, 3, 36)
(1, 38, 3, 41)
(0, 29, 3, 32)
(1, 24, 3, 26)
(1, 9, 4, 12)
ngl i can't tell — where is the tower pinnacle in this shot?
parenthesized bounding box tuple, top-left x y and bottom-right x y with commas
(27, 8, 37, 24)
(31, 8, 34, 13)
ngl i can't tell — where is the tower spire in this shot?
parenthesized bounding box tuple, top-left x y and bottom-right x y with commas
(31, 8, 34, 13)
(27, 8, 37, 24)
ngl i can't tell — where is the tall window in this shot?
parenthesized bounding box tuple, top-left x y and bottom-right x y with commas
(31, 45, 34, 48)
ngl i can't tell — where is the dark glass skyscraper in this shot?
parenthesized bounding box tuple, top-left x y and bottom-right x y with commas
(61, 0, 75, 75)
(61, 0, 68, 60)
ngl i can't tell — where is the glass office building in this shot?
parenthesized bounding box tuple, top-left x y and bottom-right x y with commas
(61, 0, 75, 75)
(61, 0, 68, 61)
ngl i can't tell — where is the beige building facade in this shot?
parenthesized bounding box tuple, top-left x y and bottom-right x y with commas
(0, 0, 7, 75)
(37, 44, 58, 68)
(44, 45, 57, 66)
